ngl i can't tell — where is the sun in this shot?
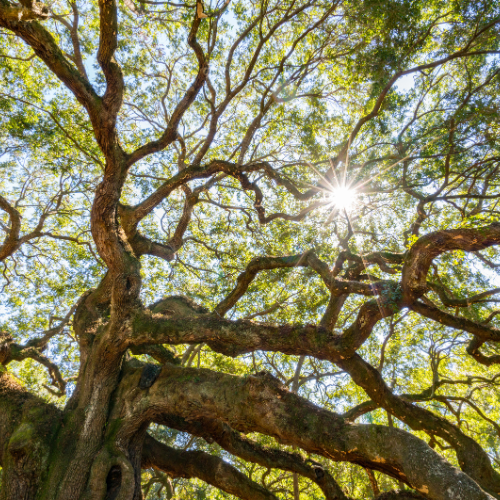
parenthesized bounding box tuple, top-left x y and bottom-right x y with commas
(328, 185, 358, 212)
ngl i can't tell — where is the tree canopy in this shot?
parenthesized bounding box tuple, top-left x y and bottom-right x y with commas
(1, 0, 500, 499)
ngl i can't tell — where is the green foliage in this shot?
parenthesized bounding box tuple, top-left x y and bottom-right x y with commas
(1, 0, 500, 497)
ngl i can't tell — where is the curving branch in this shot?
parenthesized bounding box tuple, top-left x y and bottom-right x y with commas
(213, 250, 398, 317)
(121, 159, 318, 230)
(114, 364, 494, 500)
(0, 300, 80, 395)
(0, 191, 87, 262)
(337, 354, 500, 497)
(466, 338, 500, 366)
(157, 415, 349, 500)
(332, 250, 405, 277)
(0, 329, 69, 396)
(402, 223, 500, 303)
(0, 194, 22, 261)
(214, 251, 331, 316)
(0, 1, 100, 131)
(142, 434, 278, 500)
(126, 4, 209, 167)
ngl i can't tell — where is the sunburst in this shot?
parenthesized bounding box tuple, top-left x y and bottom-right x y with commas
(327, 184, 358, 212)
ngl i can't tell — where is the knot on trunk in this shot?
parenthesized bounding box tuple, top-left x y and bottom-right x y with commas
(150, 295, 208, 317)
(139, 363, 162, 389)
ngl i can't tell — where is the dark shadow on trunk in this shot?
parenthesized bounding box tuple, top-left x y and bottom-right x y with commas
(105, 465, 122, 500)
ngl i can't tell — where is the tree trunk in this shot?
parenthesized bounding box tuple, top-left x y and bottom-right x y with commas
(0, 366, 143, 500)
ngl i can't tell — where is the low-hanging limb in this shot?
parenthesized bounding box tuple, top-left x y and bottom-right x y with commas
(112, 364, 494, 500)
(125, 223, 500, 497)
(128, 294, 500, 496)
(142, 434, 279, 500)
(148, 416, 425, 500)
(157, 414, 349, 500)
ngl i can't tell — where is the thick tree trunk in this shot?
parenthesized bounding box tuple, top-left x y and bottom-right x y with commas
(1, 351, 498, 500)
(0, 370, 61, 500)
(0, 370, 143, 500)
(2, 2, 500, 500)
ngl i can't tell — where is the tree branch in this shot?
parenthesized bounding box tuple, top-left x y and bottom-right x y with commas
(402, 223, 500, 303)
(337, 353, 500, 497)
(142, 434, 278, 500)
(410, 301, 500, 342)
(127, 3, 209, 166)
(158, 415, 349, 500)
(0, 3, 100, 130)
(129, 290, 397, 362)
(115, 364, 494, 500)
(0, 194, 22, 261)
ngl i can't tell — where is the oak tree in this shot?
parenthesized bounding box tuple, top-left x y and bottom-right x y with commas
(1, 0, 500, 498)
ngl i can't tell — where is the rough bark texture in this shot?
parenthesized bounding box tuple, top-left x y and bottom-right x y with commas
(1, 1, 500, 499)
